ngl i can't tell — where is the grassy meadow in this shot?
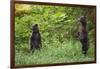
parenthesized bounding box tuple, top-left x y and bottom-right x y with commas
(15, 39, 95, 65)
(15, 4, 96, 66)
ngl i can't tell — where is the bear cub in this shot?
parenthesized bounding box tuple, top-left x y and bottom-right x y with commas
(77, 16, 89, 55)
(30, 24, 42, 52)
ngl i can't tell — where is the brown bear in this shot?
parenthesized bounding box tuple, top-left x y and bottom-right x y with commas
(30, 24, 42, 52)
(77, 16, 89, 55)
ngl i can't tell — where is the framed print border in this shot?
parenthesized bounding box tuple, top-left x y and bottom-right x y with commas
(10, 0, 96, 68)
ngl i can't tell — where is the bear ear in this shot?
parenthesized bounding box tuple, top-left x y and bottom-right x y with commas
(83, 16, 87, 21)
(83, 16, 86, 19)
(78, 16, 87, 22)
(82, 16, 87, 19)
(34, 24, 38, 27)
(31, 24, 38, 30)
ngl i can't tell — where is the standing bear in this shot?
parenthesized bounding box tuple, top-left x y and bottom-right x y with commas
(29, 24, 42, 52)
(77, 16, 89, 55)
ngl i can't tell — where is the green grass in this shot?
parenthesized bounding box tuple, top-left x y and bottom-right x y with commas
(15, 39, 95, 66)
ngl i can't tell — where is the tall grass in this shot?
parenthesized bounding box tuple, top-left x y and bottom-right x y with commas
(15, 39, 95, 66)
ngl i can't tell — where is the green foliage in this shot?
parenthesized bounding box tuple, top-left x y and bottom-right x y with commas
(15, 4, 96, 66)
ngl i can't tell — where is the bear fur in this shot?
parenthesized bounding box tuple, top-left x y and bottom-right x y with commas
(78, 16, 89, 55)
(30, 24, 42, 52)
